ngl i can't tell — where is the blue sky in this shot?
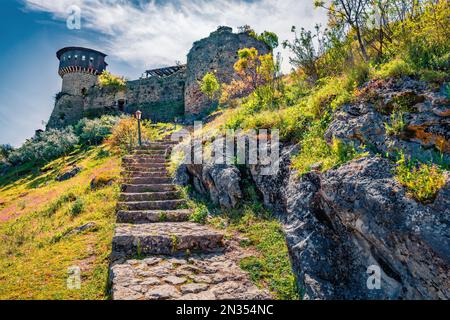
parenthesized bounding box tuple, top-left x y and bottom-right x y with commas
(0, 0, 326, 146)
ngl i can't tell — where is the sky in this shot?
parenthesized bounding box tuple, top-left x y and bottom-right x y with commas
(0, 0, 327, 146)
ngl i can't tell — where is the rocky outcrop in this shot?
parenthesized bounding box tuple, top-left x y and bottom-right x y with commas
(56, 165, 82, 181)
(285, 156, 449, 299)
(174, 77, 450, 299)
(177, 164, 243, 209)
(325, 78, 450, 163)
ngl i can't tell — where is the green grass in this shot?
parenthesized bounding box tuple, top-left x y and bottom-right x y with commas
(395, 154, 447, 203)
(0, 144, 120, 299)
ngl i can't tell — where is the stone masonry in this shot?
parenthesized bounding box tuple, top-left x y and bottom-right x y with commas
(48, 26, 270, 128)
(109, 138, 271, 300)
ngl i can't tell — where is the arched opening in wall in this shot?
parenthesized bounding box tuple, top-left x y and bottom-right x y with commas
(117, 99, 125, 112)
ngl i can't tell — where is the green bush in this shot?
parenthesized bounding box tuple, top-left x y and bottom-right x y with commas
(75, 115, 122, 145)
(385, 111, 407, 136)
(69, 199, 85, 217)
(395, 154, 447, 203)
(7, 128, 79, 166)
(189, 204, 209, 224)
(291, 120, 366, 175)
(373, 58, 415, 79)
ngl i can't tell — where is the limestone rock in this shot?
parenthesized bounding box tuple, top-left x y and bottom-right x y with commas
(56, 165, 82, 182)
(284, 156, 450, 299)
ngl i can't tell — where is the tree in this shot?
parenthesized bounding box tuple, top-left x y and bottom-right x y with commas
(199, 72, 220, 101)
(283, 25, 329, 83)
(258, 31, 280, 50)
(220, 47, 276, 108)
(315, 0, 370, 61)
(98, 70, 127, 91)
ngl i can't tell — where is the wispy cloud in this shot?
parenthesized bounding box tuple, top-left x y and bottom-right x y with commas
(23, 0, 327, 73)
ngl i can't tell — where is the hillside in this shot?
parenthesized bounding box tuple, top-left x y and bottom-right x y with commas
(0, 0, 448, 301)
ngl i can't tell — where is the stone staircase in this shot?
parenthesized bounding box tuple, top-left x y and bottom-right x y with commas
(109, 138, 271, 300)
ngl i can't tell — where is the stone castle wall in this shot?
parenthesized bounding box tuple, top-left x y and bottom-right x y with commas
(125, 68, 185, 122)
(184, 27, 270, 115)
(47, 26, 270, 128)
(61, 72, 98, 96)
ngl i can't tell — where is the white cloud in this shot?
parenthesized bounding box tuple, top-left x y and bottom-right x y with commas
(24, 0, 328, 74)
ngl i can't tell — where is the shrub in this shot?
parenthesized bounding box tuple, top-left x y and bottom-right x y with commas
(291, 121, 366, 175)
(395, 154, 447, 203)
(69, 199, 85, 217)
(372, 58, 415, 79)
(7, 128, 79, 165)
(199, 72, 220, 101)
(385, 111, 407, 136)
(190, 204, 209, 224)
(98, 71, 126, 91)
(75, 115, 122, 145)
(419, 69, 448, 83)
(109, 117, 152, 152)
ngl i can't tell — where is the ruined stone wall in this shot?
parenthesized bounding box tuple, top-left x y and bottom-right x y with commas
(185, 26, 270, 115)
(61, 72, 98, 96)
(47, 94, 85, 129)
(125, 69, 186, 122)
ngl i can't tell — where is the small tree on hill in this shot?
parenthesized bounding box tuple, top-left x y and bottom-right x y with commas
(199, 72, 221, 102)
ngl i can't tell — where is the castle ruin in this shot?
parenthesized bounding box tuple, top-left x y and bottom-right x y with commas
(47, 26, 270, 129)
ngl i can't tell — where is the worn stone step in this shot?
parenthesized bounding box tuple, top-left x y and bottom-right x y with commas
(121, 184, 177, 193)
(123, 164, 168, 171)
(123, 157, 167, 163)
(119, 191, 182, 202)
(117, 209, 192, 224)
(132, 149, 166, 154)
(122, 171, 169, 178)
(117, 199, 187, 211)
(110, 254, 272, 300)
(112, 223, 224, 257)
(124, 177, 172, 185)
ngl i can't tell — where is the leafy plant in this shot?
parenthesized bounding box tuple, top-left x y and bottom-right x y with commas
(199, 72, 220, 101)
(98, 71, 126, 91)
(385, 111, 407, 136)
(395, 154, 447, 203)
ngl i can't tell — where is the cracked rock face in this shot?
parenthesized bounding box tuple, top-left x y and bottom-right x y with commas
(284, 156, 450, 300)
(110, 254, 272, 300)
(325, 77, 450, 164)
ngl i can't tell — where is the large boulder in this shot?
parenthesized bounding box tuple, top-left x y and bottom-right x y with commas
(325, 77, 450, 164)
(284, 156, 450, 299)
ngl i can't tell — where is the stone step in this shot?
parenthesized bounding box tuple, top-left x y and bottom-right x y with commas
(123, 157, 167, 163)
(119, 191, 182, 202)
(122, 171, 169, 178)
(132, 149, 166, 155)
(112, 222, 224, 257)
(110, 254, 272, 300)
(117, 199, 187, 211)
(124, 177, 172, 185)
(123, 164, 168, 171)
(121, 184, 177, 193)
(116, 209, 192, 224)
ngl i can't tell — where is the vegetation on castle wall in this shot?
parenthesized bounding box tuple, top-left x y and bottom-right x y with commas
(98, 71, 126, 91)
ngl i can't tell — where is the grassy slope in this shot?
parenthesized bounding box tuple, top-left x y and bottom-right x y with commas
(0, 145, 120, 299)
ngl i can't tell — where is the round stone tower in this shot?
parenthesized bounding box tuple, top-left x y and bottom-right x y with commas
(57, 47, 108, 95)
(47, 47, 108, 129)
(184, 26, 270, 115)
